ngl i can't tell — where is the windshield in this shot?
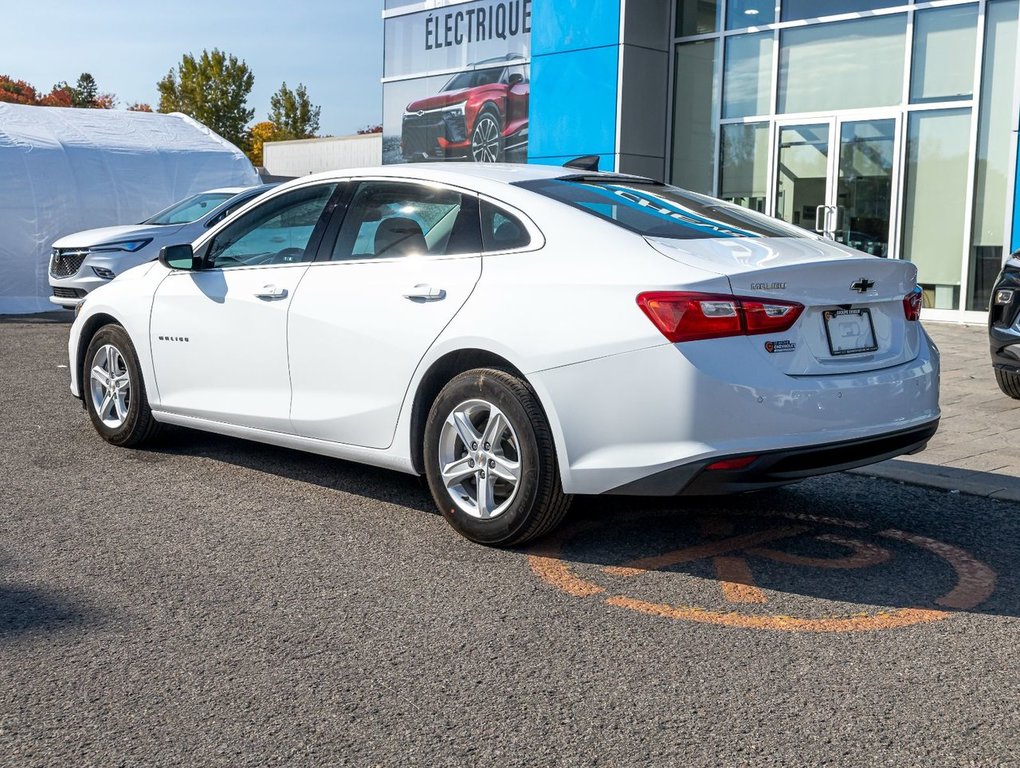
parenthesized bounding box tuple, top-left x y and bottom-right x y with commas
(442, 67, 505, 92)
(142, 192, 236, 225)
(515, 177, 811, 240)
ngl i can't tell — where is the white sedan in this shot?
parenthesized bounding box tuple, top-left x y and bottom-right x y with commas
(67, 164, 940, 546)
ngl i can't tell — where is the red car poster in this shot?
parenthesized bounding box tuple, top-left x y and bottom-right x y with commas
(383, 0, 531, 164)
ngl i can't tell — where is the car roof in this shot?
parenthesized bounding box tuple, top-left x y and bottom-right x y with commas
(281, 164, 658, 209)
(203, 186, 262, 195)
(297, 163, 652, 194)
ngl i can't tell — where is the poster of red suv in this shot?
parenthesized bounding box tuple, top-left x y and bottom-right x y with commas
(400, 55, 529, 163)
(383, 1, 531, 164)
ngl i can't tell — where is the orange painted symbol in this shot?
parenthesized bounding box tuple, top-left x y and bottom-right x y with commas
(527, 510, 997, 632)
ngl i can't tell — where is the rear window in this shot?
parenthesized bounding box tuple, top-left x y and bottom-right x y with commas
(515, 177, 809, 240)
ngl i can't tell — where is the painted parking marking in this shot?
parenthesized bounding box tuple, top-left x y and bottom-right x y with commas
(527, 510, 998, 632)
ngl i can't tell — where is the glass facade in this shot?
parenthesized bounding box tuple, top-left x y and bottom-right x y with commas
(670, 0, 1020, 317)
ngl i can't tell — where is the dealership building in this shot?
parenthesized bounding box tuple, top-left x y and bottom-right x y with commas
(383, 0, 1020, 321)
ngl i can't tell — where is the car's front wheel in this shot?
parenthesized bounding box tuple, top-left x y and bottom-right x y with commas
(470, 108, 503, 163)
(424, 369, 571, 546)
(995, 368, 1020, 399)
(83, 324, 161, 447)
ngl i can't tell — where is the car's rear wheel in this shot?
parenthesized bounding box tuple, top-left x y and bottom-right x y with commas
(994, 368, 1020, 399)
(424, 368, 571, 546)
(83, 324, 161, 447)
(470, 108, 503, 163)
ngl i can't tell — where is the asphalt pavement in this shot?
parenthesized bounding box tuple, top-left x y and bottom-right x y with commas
(1, 315, 1018, 767)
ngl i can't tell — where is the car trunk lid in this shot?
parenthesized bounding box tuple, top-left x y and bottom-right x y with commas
(646, 236, 922, 375)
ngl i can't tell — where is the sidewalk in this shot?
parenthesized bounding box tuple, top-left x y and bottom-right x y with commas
(852, 321, 1020, 501)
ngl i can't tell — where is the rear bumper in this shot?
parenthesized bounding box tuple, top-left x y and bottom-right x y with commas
(529, 333, 940, 496)
(607, 420, 939, 495)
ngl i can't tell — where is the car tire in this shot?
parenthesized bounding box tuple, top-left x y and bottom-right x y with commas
(424, 368, 571, 547)
(470, 107, 503, 163)
(83, 324, 162, 447)
(994, 368, 1020, 399)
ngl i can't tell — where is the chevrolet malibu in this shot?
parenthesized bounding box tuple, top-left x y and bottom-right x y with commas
(67, 164, 940, 546)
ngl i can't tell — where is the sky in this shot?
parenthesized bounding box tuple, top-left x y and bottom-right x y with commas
(0, 0, 384, 136)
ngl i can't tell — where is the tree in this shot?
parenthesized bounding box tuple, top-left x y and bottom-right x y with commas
(247, 120, 280, 166)
(38, 86, 73, 107)
(127, 102, 153, 112)
(268, 82, 319, 140)
(0, 76, 39, 105)
(72, 73, 98, 107)
(157, 49, 254, 148)
(357, 124, 382, 135)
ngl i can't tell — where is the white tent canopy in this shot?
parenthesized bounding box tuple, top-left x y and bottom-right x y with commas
(0, 104, 259, 314)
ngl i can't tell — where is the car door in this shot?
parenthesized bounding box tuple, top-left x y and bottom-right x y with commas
(288, 179, 483, 448)
(149, 182, 341, 432)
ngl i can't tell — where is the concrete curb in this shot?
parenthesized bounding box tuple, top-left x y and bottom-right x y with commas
(850, 460, 1020, 503)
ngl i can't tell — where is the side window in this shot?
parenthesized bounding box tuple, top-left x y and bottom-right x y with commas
(331, 181, 480, 260)
(205, 191, 258, 228)
(206, 184, 337, 269)
(508, 64, 529, 85)
(480, 200, 531, 252)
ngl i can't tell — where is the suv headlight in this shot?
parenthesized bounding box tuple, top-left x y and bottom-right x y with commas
(90, 239, 152, 253)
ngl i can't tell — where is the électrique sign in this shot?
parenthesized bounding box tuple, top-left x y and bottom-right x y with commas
(424, 0, 532, 50)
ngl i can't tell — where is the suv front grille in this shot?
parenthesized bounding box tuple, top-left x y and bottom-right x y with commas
(50, 249, 89, 278)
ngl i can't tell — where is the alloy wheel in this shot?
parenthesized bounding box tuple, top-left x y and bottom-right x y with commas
(438, 399, 522, 519)
(471, 115, 501, 163)
(89, 344, 131, 429)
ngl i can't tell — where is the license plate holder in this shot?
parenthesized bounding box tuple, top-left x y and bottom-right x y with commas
(823, 308, 878, 356)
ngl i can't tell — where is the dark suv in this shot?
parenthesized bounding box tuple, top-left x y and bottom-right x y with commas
(988, 249, 1020, 397)
(401, 55, 529, 163)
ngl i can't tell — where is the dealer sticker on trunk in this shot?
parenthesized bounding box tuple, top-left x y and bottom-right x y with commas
(764, 340, 796, 353)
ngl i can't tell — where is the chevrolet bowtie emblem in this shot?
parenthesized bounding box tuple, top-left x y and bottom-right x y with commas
(850, 278, 875, 294)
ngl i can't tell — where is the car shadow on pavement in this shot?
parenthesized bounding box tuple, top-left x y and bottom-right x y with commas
(526, 479, 1020, 624)
(0, 581, 95, 638)
(0, 311, 73, 324)
(144, 426, 1019, 623)
(150, 426, 437, 514)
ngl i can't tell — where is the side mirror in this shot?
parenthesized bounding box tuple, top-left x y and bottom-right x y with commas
(158, 244, 199, 271)
(508, 73, 525, 87)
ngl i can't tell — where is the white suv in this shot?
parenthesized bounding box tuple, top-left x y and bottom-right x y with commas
(49, 185, 272, 309)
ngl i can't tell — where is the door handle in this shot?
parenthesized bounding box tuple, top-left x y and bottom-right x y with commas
(254, 285, 288, 300)
(403, 284, 446, 302)
(814, 205, 827, 233)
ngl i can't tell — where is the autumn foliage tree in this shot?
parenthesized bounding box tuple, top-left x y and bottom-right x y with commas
(157, 49, 254, 148)
(247, 120, 280, 166)
(0, 76, 39, 104)
(0, 73, 115, 108)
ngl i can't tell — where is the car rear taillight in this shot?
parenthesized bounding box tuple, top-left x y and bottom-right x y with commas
(637, 292, 804, 343)
(903, 286, 922, 321)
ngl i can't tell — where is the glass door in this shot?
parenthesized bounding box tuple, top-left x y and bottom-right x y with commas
(772, 114, 899, 258)
(774, 122, 832, 235)
(833, 118, 897, 257)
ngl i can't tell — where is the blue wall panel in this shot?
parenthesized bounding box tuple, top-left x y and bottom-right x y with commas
(529, 46, 619, 160)
(531, 0, 621, 55)
(528, 0, 621, 166)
